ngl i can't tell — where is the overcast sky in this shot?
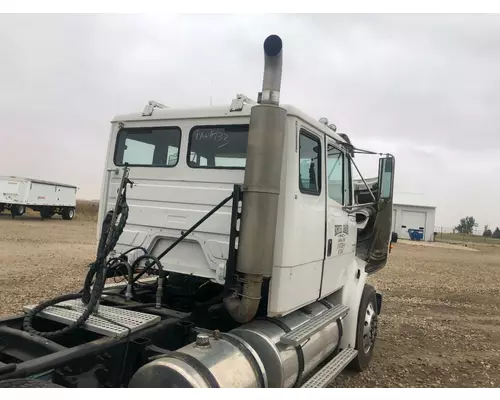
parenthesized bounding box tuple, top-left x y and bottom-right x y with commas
(0, 13, 498, 229)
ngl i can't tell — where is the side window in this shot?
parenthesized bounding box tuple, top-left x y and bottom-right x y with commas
(327, 144, 344, 205)
(299, 131, 321, 195)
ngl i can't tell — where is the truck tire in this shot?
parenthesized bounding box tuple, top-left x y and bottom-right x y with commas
(391, 232, 398, 243)
(0, 378, 63, 388)
(349, 284, 378, 372)
(11, 205, 25, 218)
(62, 207, 75, 220)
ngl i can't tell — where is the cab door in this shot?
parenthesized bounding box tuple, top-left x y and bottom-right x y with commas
(320, 139, 357, 297)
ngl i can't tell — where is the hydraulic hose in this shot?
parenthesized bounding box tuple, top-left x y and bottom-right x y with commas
(127, 254, 165, 286)
(127, 254, 165, 308)
(82, 206, 129, 304)
(23, 173, 131, 339)
(121, 246, 148, 257)
(22, 276, 106, 339)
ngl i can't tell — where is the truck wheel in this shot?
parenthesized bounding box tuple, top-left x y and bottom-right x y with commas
(349, 284, 378, 372)
(11, 205, 25, 218)
(0, 378, 63, 388)
(391, 232, 398, 243)
(62, 207, 75, 220)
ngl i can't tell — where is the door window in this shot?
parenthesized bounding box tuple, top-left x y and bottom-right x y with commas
(299, 131, 321, 195)
(327, 144, 344, 205)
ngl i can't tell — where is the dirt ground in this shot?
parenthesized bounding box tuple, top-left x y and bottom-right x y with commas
(1, 214, 500, 388)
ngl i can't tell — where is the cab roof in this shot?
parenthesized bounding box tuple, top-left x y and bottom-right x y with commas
(112, 102, 347, 145)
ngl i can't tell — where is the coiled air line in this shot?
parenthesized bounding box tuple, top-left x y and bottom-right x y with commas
(23, 167, 134, 339)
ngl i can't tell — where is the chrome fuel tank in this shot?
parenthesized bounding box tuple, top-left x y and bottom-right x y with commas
(230, 300, 341, 388)
(128, 332, 267, 388)
(129, 300, 341, 388)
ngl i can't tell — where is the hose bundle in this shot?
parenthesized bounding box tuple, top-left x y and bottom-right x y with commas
(23, 170, 131, 339)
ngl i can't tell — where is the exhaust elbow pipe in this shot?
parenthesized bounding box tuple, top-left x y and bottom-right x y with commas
(223, 274, 263, 324)
(225, 34, 286, 324)
(260, 34, 283, 106)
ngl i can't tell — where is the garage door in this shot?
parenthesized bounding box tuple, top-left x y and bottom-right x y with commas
(399, 210, 426, 239)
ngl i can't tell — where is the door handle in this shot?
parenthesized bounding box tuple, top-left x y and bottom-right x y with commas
(327, 239, 332, 257)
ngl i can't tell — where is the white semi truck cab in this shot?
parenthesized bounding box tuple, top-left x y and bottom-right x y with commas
(0, 34, 395, 389)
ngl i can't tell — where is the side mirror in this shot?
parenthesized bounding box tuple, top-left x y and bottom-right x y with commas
(378, 156, 395, 200)
(354, 207, 374, 230)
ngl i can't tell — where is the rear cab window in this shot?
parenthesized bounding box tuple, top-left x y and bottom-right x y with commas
(187, 125, 249, 169)
(114, 127, 181, 167)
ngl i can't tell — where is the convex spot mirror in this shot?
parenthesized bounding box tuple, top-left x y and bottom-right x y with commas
(355, 208, 372, 230)
(378, 156, 395, 201)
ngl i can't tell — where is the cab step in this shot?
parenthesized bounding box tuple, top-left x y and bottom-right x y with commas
(301, 348, 358, 388)
(279, 304, 349, 347)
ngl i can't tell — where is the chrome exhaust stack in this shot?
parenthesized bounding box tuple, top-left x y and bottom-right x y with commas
(224, 34, 287, 323)
(259, 34, 283, 106)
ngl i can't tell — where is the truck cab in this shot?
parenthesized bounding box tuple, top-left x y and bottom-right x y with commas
(99, 92, 395, 343)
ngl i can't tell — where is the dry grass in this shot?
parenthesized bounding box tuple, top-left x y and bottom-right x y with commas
(436, 232, 500, 245)
(75, 200, 99, 221)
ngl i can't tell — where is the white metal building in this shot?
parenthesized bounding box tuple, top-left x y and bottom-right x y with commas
(392, 194, 436, 241)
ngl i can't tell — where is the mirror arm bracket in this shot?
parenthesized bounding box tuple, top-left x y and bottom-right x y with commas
(348, 155, 377, 203)
(343, 202, 377, 214)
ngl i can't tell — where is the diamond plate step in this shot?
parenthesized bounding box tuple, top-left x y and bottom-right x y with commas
(23, 299, 160, 338)
(279, 304, 349, 346)
(301, 348, 358, 388)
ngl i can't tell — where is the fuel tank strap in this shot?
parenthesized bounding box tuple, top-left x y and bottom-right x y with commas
(167, 351, 220, 388)
(221, 333, 267, 388)
(257, 317, 305, 388)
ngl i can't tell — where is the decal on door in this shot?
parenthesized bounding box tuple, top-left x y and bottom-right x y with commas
(334, 224, 349, 236)
(334, 224, 349, 255)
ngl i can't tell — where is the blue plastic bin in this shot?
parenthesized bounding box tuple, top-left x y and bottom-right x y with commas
(408, 229, 424, 241)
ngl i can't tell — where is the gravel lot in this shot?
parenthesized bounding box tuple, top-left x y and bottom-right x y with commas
(1, 215, 499, 387)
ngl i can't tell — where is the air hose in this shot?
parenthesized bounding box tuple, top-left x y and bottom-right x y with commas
(23, 171, 131, 339)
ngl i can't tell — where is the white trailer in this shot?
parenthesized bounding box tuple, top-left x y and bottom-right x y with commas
(0, 176, 77, 220)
